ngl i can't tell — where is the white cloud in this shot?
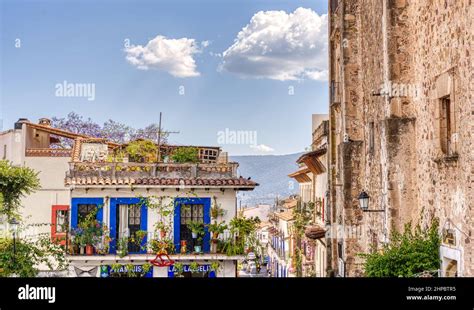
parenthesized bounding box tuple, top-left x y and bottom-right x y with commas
(250, 144, 275, 153)
(219, 7, 328, 81)
(305, 69, 328, 81)
(125, 35, 205, 78)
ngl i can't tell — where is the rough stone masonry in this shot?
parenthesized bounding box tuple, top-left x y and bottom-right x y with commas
(328, 0, 473, 277)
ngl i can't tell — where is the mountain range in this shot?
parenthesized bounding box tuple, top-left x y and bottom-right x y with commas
(231, 152, 303, 207)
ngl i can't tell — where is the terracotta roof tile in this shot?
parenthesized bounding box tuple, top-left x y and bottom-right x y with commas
(65, 177, 258, 188)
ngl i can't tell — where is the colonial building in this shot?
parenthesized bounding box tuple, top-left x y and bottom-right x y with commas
(289, 114, 329, 277)
(328, 0, 472, 276)
(0, 118, 258, 277)
(267, 197, 297, 277)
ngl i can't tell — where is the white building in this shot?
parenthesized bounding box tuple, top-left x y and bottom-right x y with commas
(288, 115, 328, 277)
(267, 198, 296, 277)
(241, 204, 271, 222)
(0, 118, 258, 277)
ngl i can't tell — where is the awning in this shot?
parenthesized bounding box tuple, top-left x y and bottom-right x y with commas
(304, 225, 326, 240)
(296, 146, 327, 175)
(288, 167, 312, 183)
(24, 121, 120, 148)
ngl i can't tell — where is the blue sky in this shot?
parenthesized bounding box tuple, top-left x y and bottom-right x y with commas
(1, 0, 328, 155)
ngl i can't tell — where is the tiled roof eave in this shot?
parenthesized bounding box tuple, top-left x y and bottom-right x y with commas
(66, 184, 258, 189)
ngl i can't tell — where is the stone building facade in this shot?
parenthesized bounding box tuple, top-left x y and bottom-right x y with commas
(327, 0, 473, 276)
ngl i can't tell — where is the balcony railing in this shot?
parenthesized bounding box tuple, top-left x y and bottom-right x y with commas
(66, 162, 239, 180)
(312, 120, 329, 144)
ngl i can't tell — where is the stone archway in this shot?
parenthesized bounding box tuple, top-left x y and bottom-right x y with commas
(444, 259, 457, 277)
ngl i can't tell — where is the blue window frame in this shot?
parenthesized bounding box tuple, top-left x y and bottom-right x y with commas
(71, 198, 104, 229)
(173, 197, 210, 253)
(109, 198, 148, 254)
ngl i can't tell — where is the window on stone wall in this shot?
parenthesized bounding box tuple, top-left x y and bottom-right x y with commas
(439, 95, 452, 155)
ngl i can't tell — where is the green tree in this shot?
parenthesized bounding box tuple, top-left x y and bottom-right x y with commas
(171, 147, 199, 163)
(125, 139, 157, 163)
(0, 160, 40, 219)
(361, 218, 441, 277)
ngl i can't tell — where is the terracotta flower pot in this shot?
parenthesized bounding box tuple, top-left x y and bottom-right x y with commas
(210, 240, 218, 254)
(86, 245, 94, 255)
(180, 240, 187, 254)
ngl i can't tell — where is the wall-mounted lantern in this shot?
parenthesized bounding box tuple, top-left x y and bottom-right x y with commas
(358, 191, 384, 212)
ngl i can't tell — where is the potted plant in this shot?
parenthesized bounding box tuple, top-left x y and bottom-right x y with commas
(150, 238, 175, 254)
(130, 230, 147, 251)
(210, 261, 221, 275)
(70, 228, 83, 254)
(110, 263, 123, 277)
(187, 221, 205, 253)
(77, 208, 105, 256)
(195, 236, 203, 253)
(210, 199, 226, 220)
(207, 222, 227, 253)
(173, 262, 184, 277)
(187, 221, 204, 239)
(180, 240, 187, 254)
(189, 262, 199, 273)
(155, 222, 168, 239)
(117, 237, 129, 258)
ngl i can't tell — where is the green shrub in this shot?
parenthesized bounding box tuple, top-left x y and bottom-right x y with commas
(171, 147, 199, 163)
(125, 140, 157, 163)
(360, 218, 441, 277)
(0, 236, 67, 277)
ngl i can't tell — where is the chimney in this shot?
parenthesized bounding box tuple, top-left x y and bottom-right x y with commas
(14, 118, 29, 130)
(38, 118, 52, 127)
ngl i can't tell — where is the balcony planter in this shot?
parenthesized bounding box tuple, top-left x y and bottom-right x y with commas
(194, 245, 202, 253)
(85, 245, 94, 255)
(79, 246, 85, 255)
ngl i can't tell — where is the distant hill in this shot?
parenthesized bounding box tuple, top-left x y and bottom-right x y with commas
(231, 153, 303, 207)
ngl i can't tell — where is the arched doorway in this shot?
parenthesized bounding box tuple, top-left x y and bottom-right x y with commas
(444, 259, 457, 277)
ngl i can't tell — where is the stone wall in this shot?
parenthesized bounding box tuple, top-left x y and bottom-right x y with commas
(328, 0, 473, 276)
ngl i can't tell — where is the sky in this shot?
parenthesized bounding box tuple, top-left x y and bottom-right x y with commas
(0, 0, 328, 156)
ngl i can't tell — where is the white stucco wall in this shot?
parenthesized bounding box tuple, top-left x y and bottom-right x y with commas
(0, 129, 24, 165)
(18, 157, 71, 236)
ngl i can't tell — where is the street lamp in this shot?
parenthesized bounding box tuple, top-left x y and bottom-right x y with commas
(358, 190, 384, 212)
(358, 191, 370, 211)
(9, 218, 19, 265)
